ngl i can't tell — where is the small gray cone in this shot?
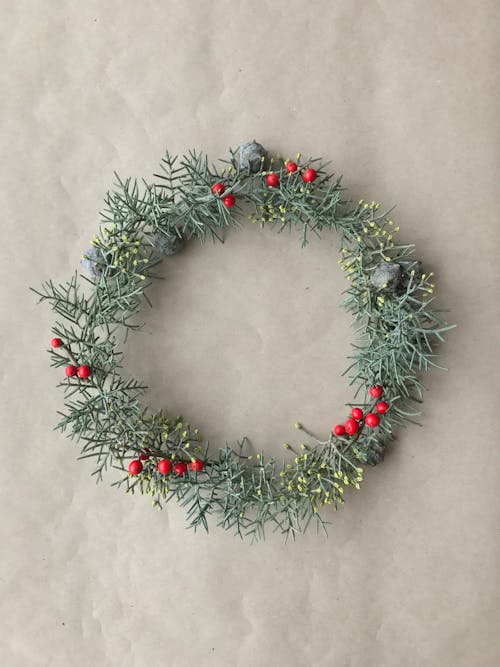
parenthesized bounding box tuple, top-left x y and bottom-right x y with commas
(154, 230, 185, 256)
(370, 261, 401, 292)
(233, 141, 267, 173)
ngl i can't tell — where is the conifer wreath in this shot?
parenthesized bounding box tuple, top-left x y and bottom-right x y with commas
(33, 141, 453, 540)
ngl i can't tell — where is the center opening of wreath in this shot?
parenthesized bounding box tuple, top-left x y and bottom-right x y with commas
(124, 222, 353, 450)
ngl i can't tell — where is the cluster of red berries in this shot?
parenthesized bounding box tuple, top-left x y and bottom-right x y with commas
(264, 163, 317, 189)
(51, 338, 92, 380)
(127, 456, 204, 477)
(333, 385, 389, 437)
(211, 182, 236, 209)
(210, 164, 317, 206)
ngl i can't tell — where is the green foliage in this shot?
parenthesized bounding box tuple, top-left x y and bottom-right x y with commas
(32, 147, 453, 540)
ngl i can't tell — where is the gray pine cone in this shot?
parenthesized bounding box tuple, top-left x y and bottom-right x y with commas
(233, 141, 267, 173)
(370, 261, 402, 292)
(365, 441, 386, 466)
(80, 246, 105, 277)
(154, 230, 185, 256)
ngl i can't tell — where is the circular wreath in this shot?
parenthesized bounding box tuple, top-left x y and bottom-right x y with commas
(34, 141, 452, 540)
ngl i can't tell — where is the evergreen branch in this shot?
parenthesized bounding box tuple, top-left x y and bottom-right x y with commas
(33, 144, 454, 540)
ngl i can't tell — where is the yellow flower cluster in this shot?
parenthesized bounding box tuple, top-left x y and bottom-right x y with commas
(86, 226, 151, 281)
(276, 450, 364, 511)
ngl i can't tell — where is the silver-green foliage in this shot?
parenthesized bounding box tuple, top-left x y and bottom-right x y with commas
(32, 147, 453, 540)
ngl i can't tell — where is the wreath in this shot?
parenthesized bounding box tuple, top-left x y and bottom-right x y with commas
(33, 141, 452, 540)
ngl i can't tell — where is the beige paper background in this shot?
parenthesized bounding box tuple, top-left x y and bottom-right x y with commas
(1, 1, 498, 665)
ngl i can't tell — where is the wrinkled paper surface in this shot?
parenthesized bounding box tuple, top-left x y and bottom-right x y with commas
(1, 2, 498, 665)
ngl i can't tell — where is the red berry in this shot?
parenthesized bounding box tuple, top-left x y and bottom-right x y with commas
(139, 452, 149, 461)
(65, 365, 78, 377)
(365, 413, 380, 428)
(302, 168, 317, 183)
(51, 338, 63, 348)
(211, 182, 225, 196)
(369, 385, 383, 398)
(77, 365, 92, 379)
(344, 418, 359, 435)
(189, 459, 204, 472)
(157, 459, 172, 475)
(174, 461, 188, 476)
(351, 407, 363, 421)
(128, 459, 143, 476)
(266, 172, 280, 187)
(376, 401, 389, 414)
(286, 161, 298, 173)
(333, 424, 346, 436)
(223, 194, 236, 208)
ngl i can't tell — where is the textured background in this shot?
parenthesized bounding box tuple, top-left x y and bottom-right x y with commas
(1, 2, 499, 666)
